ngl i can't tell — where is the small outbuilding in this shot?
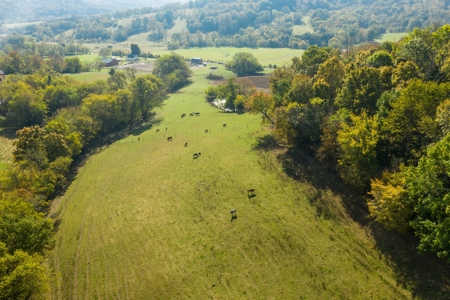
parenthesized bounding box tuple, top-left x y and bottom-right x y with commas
(102, 58, 119, 67)
(126, 54, 139, 63)
(0, 70, 4, 82)
(191, 57, 203, 66)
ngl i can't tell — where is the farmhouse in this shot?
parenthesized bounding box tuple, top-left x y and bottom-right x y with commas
(0, 70, 4, 82)
(126, 54, 139, 63)
(102, 58, 119, 67)
(191, 57, 203, 66)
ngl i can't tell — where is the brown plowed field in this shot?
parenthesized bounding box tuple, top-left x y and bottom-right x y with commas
(240, 75, 270, 89)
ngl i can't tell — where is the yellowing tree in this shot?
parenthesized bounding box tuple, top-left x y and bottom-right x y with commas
(245, 92, 275, 124)
(337, 111, 379, 191)
(368, 173, 412, 233)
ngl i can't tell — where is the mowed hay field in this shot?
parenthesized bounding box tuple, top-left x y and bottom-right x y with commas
(50, 65, 447, 299)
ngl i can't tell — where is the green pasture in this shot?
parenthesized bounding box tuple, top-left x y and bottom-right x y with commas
(49, 62, 450, 299)
(154, 47, 302, 67)
(292, 16, 314, 35)
(0, 131, 14, 169)
(84, 44, 301, 67)
(2, 21, 41, 28)
(84, 39, 166, 55)
(375, 32, 407, 43)
(166, 17, 188, 38)
(73, 53, 99, 63)
(66, 70, 110, 83)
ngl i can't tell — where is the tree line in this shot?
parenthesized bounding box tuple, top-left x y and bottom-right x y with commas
(209, 24, 450, 262)
(0, 53, 191, 298)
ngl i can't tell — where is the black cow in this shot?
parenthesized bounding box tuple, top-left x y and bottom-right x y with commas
(167, 136, 172, 141)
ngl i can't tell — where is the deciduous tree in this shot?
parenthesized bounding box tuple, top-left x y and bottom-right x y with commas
(226, 52, 263, 77)
(129, 75, 165, 120)
(337, 111, 379, 191)
(245, 92, 275, 124)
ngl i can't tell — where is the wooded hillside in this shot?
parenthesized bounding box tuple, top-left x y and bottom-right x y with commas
(6, 0, 450, 50)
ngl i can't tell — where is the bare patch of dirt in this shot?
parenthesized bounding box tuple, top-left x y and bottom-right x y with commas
(117, 62, 154, 72)
(212, 75, 270, 90)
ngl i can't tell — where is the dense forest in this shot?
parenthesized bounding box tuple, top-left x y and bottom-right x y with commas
(3, 0, 450, 49)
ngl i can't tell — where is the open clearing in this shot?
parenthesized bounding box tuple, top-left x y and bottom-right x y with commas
(0, 130, 15, 171)
(50, 54, 450, 299)
(2, 21, 42, 29)
(152, 47, 302, 67)
(375, 32, 408, 43)
(292, 16, 314, 35)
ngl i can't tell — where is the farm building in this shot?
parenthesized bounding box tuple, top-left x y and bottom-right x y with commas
(191, 57, 203, 66)
(0, 70, 4, 82)
(126, 54, 139, 62)
(102, 58, 119, 67)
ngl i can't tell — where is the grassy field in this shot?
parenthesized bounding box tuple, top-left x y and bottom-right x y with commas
(0, 130, 15, 171)
(375, 32, 408, 43)
(67, 70, 110, 82)
(49, 59, 450, 299)
(84, 45, 301, 67)
(292, 16, 314, 35)
(2, 21, 42, 28)
(153, 47, 302, 67)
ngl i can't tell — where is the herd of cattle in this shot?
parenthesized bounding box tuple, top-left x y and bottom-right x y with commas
(153, 110, 255, 214)
(181, 112, 200, 118)
(159, 112, 227, 159)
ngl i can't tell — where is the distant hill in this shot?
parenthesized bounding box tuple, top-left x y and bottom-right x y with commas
(0, 0, 188, 22)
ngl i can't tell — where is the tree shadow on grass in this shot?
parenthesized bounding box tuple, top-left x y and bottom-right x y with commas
(252, 134, 283, 151)
(256, 134, 450, 299)
(0, 128, 17, 139)
(130, 117, 163, 136)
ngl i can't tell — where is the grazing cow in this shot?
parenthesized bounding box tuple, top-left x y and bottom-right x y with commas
(189, 113, 194, 116)
(184, 142, 188, 147)
(193, 153, 199, 159)
(167, 136, 172, 141)
(195, 112, 200, 116)
(181, 113, 186, 118)
(230, 209, 237, 216)
(138, 137, 140, 141)
(247, 188, 255, 195)
(205, 130, 209, 133)
(223, 124, 226, 127)
(156, 129, 160, 133)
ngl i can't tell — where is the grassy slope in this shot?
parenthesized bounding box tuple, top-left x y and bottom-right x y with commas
(2, 21, 42, 28)
(51, 63, 423, 299)
(153, 47, 302, 67)
(292, 16, 314, 35)
(375, 32, 407, 43)
(0, 130, 14, 170)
